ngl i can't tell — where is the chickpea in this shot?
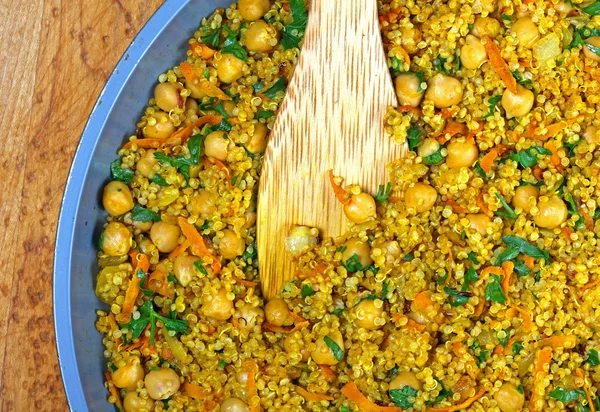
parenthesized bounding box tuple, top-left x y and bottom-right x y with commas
(245, 122, 269, 154)
(461, 34, 487, 70)
(244, 211, 257, 228)
(472, 0, 497, 15)
(221, 398, 249, 412)
(468, 213, 491, 236)
(534, 195, 567, 229)
(203, 288, 234, 321)
(311, 331, 345, 365)
(399, 25, 422, 54)
(144, 368, 180, 400)
(554, 0, 574, 14)
(425, 73, 464, 109)
(173, 255, 203, 286)
(150, 221, 181, 253)
(190, 189, 218, 217)
(123, 391, 154, 412)
(223, 101, 236, 117)
(512, 185, 539, 213)
(405, 183, 438, 213)
(265, 297, 291, 326)
(242, 21, 278, 53)
(472, 17, 501, 39)
(186, 80, 206, 100)
(101, 222, 132, 256)
(112, 357, 145, 391)
(394, 73, 424, 108)
(137, 236, 157, 256)
(154, 82, 182, 112)
(216, 53, 244, 84)
(137, 150, 158, 178)
(502, 85, 534, 119)
(219, 229, 246, 259)
(446, 139, 479, 168)
(184, 97, 199, 116)
(382, 240, 401, 264)
(103, 181, 134, 217)
(238, 0, 270, 21)
(512, 17, 539, 48)
(133, 220, 154, 233)
(354, 299, 385, 330)
(390, 371, 423, 391)
(417, 138, 440, 158)
(143, 111, 175, 139)
(584, 37, 600, 62)
(233, 304, 264, 330)
(585, 125, 599, 145)
(342, 238, 374, 269)
(343, 192, 377, 223)
(205, 131, 230, 161)
(495, 383, 525, 412)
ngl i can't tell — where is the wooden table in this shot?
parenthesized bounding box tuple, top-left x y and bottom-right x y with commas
(0, 0, 163, 409)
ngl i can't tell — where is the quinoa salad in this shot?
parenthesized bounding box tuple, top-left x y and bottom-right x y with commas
(95, 0, 600, 411)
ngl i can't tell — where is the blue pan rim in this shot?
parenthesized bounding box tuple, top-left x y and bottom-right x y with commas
(53, 1, 189, 409)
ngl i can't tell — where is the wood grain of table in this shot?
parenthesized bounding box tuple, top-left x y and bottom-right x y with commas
(0, 0, 163, 409)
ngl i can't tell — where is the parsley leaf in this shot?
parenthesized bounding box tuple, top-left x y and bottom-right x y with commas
(587, 349, 600, 366)
(255, 110, 274, 120)
(389, 386, 418, 409)
(507, 146, 552, 168)
(281, 0, 308, 50)
(323, 336, 344, 361)
(375, 182, 392, 202)
(582, 1, 600, 16)
(193, 261, 208, 276)
(201, 27, 221, 47)
(344, 254, 363, 272)
(462, 267, 479, 291)
(425, 379, 452, 405)
(122, 300, 188, 345)
(152, 174, 169, 186)
(110, 159, 134, 183)
(495, 246, 520, 266)
(495, 192, 518, 219)
(424, 147, 445, 165)
(512, 71, 532, 85)
(132, 204, 161, 222)
(340, 407, 352, 412)
(467, 251, 480, 265)
(564, 138, 581, 157)
(212, 102, 230, 119)
(485, 274, 507, 304)
(502, 235, 550, 262)
(263, 77, 286, 99)
(332, 306, 345, 315)
(407, 126, 422, 151)
(512, 341, 524, 356)
(136, 270, 155, 297)
(433, 55, 450, 74)
(167, 273, 181, 286)
(474, 161, 487, 178)
(501, 14, 512, 21)
(498, 329, 510, 347)
(381, 281, 390, 300)
(482, 96, 502, 120)
(437, 271, 449, 286)
(301, 284, 315, 298)
(548, 387, 585, 403)
(444, 287, 470, 307)
(221, 27, 248, 62)
(513, 260, 532, 276)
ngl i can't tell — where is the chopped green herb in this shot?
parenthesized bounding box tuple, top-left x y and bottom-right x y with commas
(151, 366, 160, 371)
(582, 1, 600, 16)
(137, 270, 155, 297)
(462, 267, 479, 291)
(498, 329, 510, 347)
(323, 336, 344, 361)
(494, 192, 518, 219)
(255, 110, 274, 120)
(548, 387, 585, 403)
(375, 182, 392, 203)
(389, 56, 405, 73)
(513, 341, 524, 356)
(534, 272, 541, 283)
(344, 254, 363, 272)
(426, 379, 452, 405)
(231, 175, 240, 186)
(502, 235, 550, 262)
(381, 281, 390, 300)
(495, 246, 520, 266)
(193, 261, 208, 276)
(424, 147, 445, 165)
(364, 265, 380, 275)
(474, 161, 487, 178)
(332, 307, 345, 315)
(167, 273, 181, 286)
(467, 251, 480, 265)
(403, 254, 414, 261)
(281, 0, 308, 50)
(483, 96, 502, 120)
(110, 159, 134, 183)
(131, 204, 161, 223)
(252, 83, 265, 93)
(564, 138, 581, 156)
(301, 284, 315, 298)
(501, 14, 512, 21)
(485, 274, 507, 304)
(154, 152, 195, 181)
(152, 174, 169, 186)
(389, 386, 418, 409)
(437, 271, 449, 286)
(507, 146, 552, 168)
(513, 260, 532, 276)
(198, 97, 216, 111)
(586, 349, 600, 366)
(512, 71, 532, 85)
(517, 384, 524, 394)
(460, 230, 466, 240)
(336, 245, 347, 253)
(122, 300, 188, 345)
(416, 71, 425, 91)
(340, 407, 352, 412)
(219, 359, 226, 369)
(263, 77, 286, 100)
(444, 286, 469, 307)
(468, 24, 474, 30)
(109, 363, 118, 372)
(188, 134, 204, 165)
(212, 102, 230, 119)
(478, 349, 489, 365)
(201, 27, 221, 47)
(203, 68, 210, 79)
(433, 55, 450, 74)
(407, 126, 422, 151)
(221, 27, 248, 62)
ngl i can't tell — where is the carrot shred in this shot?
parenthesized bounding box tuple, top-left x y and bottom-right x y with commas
(483, 36, 517, 94)
(561, 227, 574, 241)
(477, 191, 493, 218)
(474, 299, 486, 316)
(406, 318, 427, 331)
(147, 269, 174, 298)
(582, 278, 600, 291)
(501, 261, 514, 298)
(530, 347, 553, 412)
(118, 251, 150, 324)
(104, 371, 123, 410)
(481, 266, 505, 279)
(183, 381, 211, 399)
(580, 207, 594, 231)
(319, 365, 335, 383)
(451, 342, 466, 356)
(429, 388, 487, 412)
(242, 361, 262, 412)
(493, 344, 504, 355)
(412, 292, 434, 312)
(232, 275, 258, 287)
(540, 335, 577, 349)
(480, 144, 509, 173)
(515, 306, 533, 332)
(396, 45, 411, 69)
(179, 61, 231, 100)
(504, 336, 519, 355)
(535, 116, 583, 141)
(295, 386, 334, 402)
(289, 311, 307, 323)
(168, 239, 191, 260)
(466, 121, 484, 141)
(532, 165, 544, 181)
(207, 158, 232, 187)
(397, 105, 423, 115)
(523, 255, 535, 270)
(341, 382, 404, 412)
(189, 42, 215, 59)
(577, 369, 596, 412)
(544, 141, 562, 169)
(436, 122, 469, 144)
(445, 198, 469, 213)
(177, 217, 221, 274)
(328, 170, 351, 205)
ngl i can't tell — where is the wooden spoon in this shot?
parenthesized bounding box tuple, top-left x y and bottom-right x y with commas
(257, 0, 404, 299)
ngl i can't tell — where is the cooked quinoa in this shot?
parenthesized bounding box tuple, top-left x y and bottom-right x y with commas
(95, 0, 600, 411)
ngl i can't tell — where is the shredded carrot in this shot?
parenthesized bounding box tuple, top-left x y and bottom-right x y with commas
(445, 198, 469, 213)
(429, 388, 487, 412)
(183, 381, 211, 399)
(406, 318, 427, 331)
(436, 122, 469, 144)
(474, 299, 486, 316)
(168, 239, 191, 260)
(441, 108, 458, 119)
(514, 306, 533, 332)
(147, 270, 174, 298)
(466, 121, 484, 141)
(396, 45, 411, 68)
(242, 361, 261, 412)
(505, 307, 518, 319)
(295, 386, 334, 402)
(481, 266, 505, 279)
(179, 62, 231, 100)
(504, 336, 519, 355)
(477, 191, 493, 218)
(104, 371, 123, 410)
(177, 217, 221, 274)
(582, 278, 600, 291)
(319, 365, 335, 383)
(302, 263, 328, 280)
(480, 144, 509, 173)
(523, 255, 535, 270)
(577, 369, 596, 412)
(451, 342, 466, 356)
(232, 275, 258, 287)
(189, 42, 215, 59)
(341, 382, 404, 412)
(122, 115, 222, 149)
(581, 207, 595, 231)
(328, 170, 351, 205)
(483, 36, 517, 94)
(118, 251, 150, 324)
(501, 261, 514, 298)
(397, 105, 423, 115)
(413, 292, 434, 312)
(561, 227, 573, 241)
(541, 335, 577, 349)
(544, 141, 562, 169)
(530, 347, 553, 412)
(534, 116, 583, 141)
(289, 311, 307, 323)
(532, 165, 543, 181)
(493, 344, 504, 355)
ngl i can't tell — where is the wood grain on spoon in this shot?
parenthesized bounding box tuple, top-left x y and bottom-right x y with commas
(257, 0, 405, 299)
